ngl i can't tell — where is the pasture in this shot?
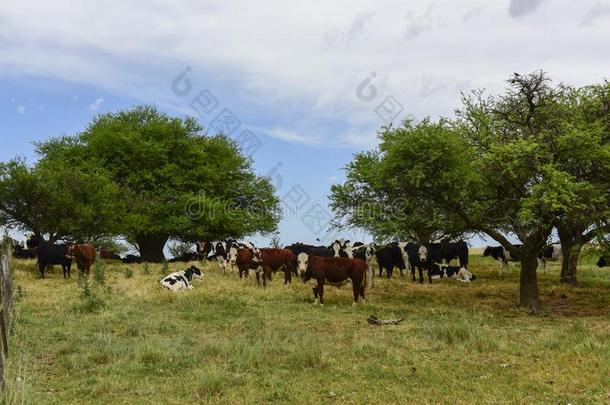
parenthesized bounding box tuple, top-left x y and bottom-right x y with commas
(2, 254, 609, 404)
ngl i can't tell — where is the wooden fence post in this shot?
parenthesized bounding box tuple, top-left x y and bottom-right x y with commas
(0, 254, 12, 389)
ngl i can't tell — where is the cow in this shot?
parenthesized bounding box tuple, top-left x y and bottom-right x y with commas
(427, 240, 469, 269)
(537, 244, 562, 273)
(597, 256, 608, 268)
(483, 245, 520, 274)
(329, 239, 351, 258)
(99, 250, 122, 261)
(168, 252, 199, 263)
(352, 242, 376, 288)
(255, 248, 295, 287)
(236, 247, 262, 278)
(299, 255, 366, 306)
(286, 243, 334, 276)
(404, 243, 430, 283)
(36, 243, 73, 279)
(431, 264, 477, 282)
(196, 241, 214, 261)
(121, 254, 142, 264)
(66, 244, 96, 276)
(13, 244, 37, 259)
(374, 243, 407, 278)
(160, 266, 203, 292)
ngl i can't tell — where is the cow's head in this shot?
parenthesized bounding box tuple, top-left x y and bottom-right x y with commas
(482, 246, 492, 257)
(227, 246, 238, 267)
(252, 248, 262, 265)
(597, 256, 607, 268)
(418, 245, 428, 262)
(65, 243, 77, 259)
(297, 252, 309, 276)
(186, 266, 203, 280)
(329, 239, 350, 257)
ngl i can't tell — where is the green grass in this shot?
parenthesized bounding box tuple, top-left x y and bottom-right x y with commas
(2, 255, 609, 404)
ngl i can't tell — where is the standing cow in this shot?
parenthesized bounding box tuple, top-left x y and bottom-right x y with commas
(66, 244, 97, 276)
(483, 245, 521, 275)
(299, 255, 366, 305)
(537, 244, 562, 272)
(36, 243, 73, 279)
(256, 248, 295, 287)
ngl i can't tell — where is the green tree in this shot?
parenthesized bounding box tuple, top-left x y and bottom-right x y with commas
(0, 158, 122, 242)
(36, 105, 280, 262)
(331, 72, 608, 312)
(551, 83, 610, 284)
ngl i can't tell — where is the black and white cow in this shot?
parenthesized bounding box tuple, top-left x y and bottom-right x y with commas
(597, 256, 608, 268)
(349, 242, 377, 288)
(329, 239, 351, 258)
(404, 243, 430, 283)
(431, 264, 477, 282)
(483, 245, 520, 274)
(537, 244, 562, 273)
(160, 266, 203, 292)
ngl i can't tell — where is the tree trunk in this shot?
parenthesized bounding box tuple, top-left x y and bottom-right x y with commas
(519, 253, 540, 314)
(136, 234, 168, 263)
(560, 242, 580, 286)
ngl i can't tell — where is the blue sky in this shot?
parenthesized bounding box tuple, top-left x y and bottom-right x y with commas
(1, 0, 609, 249)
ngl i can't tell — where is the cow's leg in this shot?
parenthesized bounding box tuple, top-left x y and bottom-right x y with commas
(411, 263, 416, 282)
(256, 271, 261, 285)
(387, 266, 392, 279)
(312, 286, 319, 305)
(38, 261, 45, 279)
(427, 266, 432, 284)
(352, 279, 360, 305)
(367, 261, 374, 289)
(418, 265, 424, 284)
(87, 263, 91, 276)
(317, 278, 325, 305)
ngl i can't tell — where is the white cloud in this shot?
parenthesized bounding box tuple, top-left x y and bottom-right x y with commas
(16, 105, 25, 114)
(89, 97, 104, 111)
(72, 94, 79, 102)
(0, 1, 608, 148)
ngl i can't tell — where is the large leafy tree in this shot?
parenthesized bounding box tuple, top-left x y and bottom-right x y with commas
(331, 72, 610, 312)
(36, 105, 279, 262)
(0, 158, 122, 242)
(550, 83, 610, 284)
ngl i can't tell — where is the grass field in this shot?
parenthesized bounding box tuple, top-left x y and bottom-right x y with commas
(2, 253, 609, 404)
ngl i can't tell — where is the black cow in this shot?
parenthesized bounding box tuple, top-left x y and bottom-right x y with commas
(121, 254, 142, 264)
(13, 244, 37, 259)
(168, 252, 200, 263)
(597, 257, 608, 268)
(374, 243, 407, 278)
(427, 240, 469, 269)
(36, 243, 73, 279)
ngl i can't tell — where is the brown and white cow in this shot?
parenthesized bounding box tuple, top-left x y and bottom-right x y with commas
(255, 248, 295, 287)
(235, 247, 262, 279)
(299, 255, 366, 306)
(66, 244, 97, 276)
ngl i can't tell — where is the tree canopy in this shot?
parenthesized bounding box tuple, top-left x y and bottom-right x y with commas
(2, 105, 280, 261)
(331, 72, 610, 312)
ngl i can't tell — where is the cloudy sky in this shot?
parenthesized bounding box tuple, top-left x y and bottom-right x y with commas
(1, 0, 609, 247)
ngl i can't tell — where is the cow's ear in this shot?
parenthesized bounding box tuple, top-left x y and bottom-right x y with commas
(345, 240, 350, 244)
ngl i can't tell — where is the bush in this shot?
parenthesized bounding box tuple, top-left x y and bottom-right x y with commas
(93, 260, 106, 286)
(75, 275, 106, 313)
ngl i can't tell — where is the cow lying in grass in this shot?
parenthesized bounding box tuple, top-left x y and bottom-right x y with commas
(299, 255, 366, 306)
(160, 266, 203, 292)
(431, 264, 477, 282)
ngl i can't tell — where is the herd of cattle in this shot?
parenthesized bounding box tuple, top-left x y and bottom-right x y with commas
(7, 235, 609, 304)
